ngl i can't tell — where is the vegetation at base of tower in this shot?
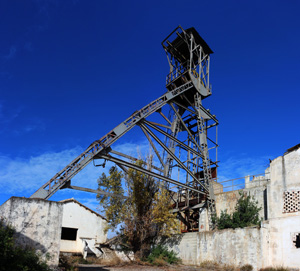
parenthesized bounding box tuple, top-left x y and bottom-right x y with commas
(146, 245, 181, 265)
(212, 191, 262, 230)
(0, 219, 51, 271)
(97, 156, 179, 259)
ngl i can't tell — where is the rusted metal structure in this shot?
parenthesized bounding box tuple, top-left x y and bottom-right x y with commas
(30, 26, 218, 231)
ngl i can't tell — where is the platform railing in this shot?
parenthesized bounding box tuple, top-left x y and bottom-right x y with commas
(214, 173, 269, 194)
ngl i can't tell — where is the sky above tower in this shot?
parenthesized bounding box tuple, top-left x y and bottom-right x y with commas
(0, 0, 299, 211)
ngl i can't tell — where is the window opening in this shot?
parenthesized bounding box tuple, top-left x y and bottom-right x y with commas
(283, 191, 300, 213)
(293, 233, 300, 248)
(61, 227, 78, 241)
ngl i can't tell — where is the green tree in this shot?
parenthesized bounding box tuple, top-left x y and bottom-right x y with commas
(97, 158, 179, 258)
(214, 191, 262, 230)
(0, 219, 51, 271)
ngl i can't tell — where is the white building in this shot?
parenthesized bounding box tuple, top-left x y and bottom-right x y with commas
(0, 197, 107, 266)
(59, 198, 107, 257)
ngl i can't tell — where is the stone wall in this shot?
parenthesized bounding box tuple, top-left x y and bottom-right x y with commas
(0, 197, 63, 266)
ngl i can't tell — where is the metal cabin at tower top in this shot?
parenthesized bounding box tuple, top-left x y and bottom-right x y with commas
(162, 26, 213, 101)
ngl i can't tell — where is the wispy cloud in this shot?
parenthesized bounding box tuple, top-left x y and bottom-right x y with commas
(0, 141, 150, 198)
(0, 147, 84, 195)
(217, 154, 270, 182)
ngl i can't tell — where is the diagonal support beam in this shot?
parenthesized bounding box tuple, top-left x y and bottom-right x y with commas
(99, 154, 204, 194)
(169, 102, 203, 153)
(173, 100, 197, 114)
(139, 122, 209, 193)
(143, 120, 202, 158)
(140, 126, 165, 167)
(30, 82, 194, 199)
(107, 150, 163, 173)
(157, 109, 172, 125)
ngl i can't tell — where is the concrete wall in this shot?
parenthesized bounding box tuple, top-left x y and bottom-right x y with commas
(0, 197, 63, 266)
(262, 216, 300, 268)
(215, 185, 267, 221)
(60, 199, 107, 256)
(166, 228, 267, 270)
(268, 148, 300, 220)
(168, 219, 300, 270)
(166, 146, 300, 270)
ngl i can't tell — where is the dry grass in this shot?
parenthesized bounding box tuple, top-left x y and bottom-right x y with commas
(200, 260, 221, 269)
(259, 267, 291, 271)
(199, 261, 254, 271)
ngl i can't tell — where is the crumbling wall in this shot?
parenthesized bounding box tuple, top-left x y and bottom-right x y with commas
(215, 185, 267, 221)
(60, 199, 107, 256)
(262, 216, 300, 268)
(166, 228, 267, 270)
(268, 147, 300, 219)
(167, 146, 300, 270)
(0, 197, 63, 266)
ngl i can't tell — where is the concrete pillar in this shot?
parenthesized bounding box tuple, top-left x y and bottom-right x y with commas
(245, 175, 250, 188)
(198, 207, 209, 232)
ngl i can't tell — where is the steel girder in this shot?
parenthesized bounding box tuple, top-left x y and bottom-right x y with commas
(30, 26, 219, 230)
(30, 81, 205, 199)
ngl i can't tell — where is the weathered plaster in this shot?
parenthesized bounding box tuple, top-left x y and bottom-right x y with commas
(0, 197, 63, 266)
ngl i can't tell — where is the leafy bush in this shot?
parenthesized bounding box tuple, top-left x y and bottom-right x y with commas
(0, 219, 51, 271)
(146, 245, 180, 265)
(214, 192, 262, 230)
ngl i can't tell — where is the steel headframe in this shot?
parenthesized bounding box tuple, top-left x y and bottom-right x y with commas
(30, 26, 218, 229)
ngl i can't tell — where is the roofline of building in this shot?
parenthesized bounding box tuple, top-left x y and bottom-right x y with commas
(60, 198, 107, 221)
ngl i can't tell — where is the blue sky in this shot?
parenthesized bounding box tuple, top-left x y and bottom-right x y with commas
(0, 0, 299, 212)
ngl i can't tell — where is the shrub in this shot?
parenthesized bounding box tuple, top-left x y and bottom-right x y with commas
(214, 192, 262, 230)
(146, 245, 180, 265)
(0, 219, 51, 271)
(240, 264, 254, 271)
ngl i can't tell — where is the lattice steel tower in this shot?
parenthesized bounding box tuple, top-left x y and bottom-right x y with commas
(31, 26, 218, 232)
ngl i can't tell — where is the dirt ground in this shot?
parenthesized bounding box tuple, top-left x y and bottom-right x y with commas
(77, 264, 202, 271)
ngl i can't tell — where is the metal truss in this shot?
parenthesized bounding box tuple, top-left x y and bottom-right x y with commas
(30, 26, 218, 231)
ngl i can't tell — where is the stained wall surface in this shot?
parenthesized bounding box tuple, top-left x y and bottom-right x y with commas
(167, 146, 300, 270)
(60, 199, 107, 256)
(0, 197, 63, 266)
(166, 228, 267, 270)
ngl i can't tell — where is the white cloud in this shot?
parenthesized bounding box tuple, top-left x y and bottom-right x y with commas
(0, 136, 271, 205)
(0, 141, 151, 198)
(217, 155, 270, 182)
(0, 147, 83, 195)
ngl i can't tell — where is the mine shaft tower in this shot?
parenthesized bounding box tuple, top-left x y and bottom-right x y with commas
(31, 26, 218, 232)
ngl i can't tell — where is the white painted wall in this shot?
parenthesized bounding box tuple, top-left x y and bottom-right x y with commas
(0, 197, 63, 267)
(268, 148, 300, 219)
(262, 213, 300, 268)
(60, 199, 107, 255)
(165, 228, 266, 270)
(163, 147, 300, 270)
